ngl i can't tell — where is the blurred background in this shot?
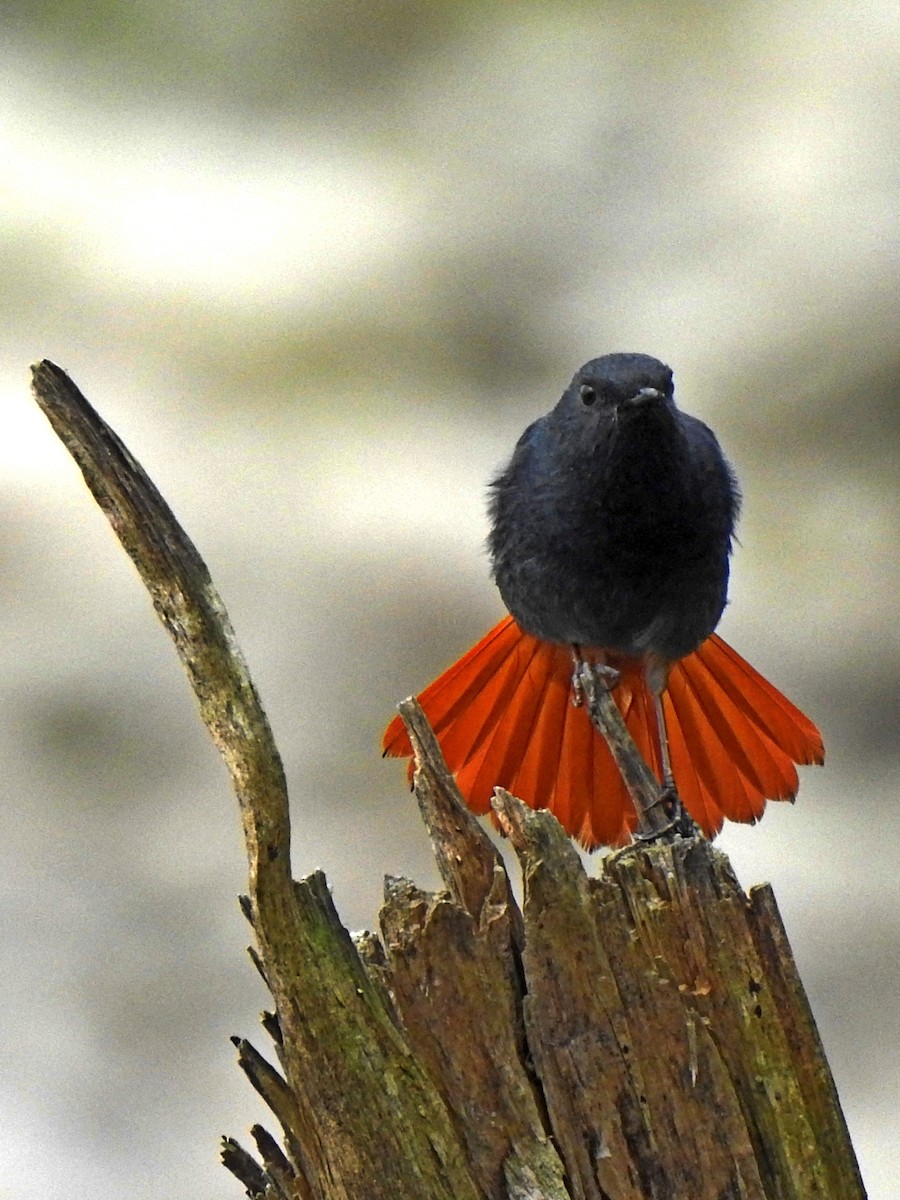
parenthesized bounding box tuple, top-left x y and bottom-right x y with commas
(2, 2, 897, 1197)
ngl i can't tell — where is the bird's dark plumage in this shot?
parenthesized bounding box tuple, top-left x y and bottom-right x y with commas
(488, 353, 740, 663)
(384, 352, 822, 849)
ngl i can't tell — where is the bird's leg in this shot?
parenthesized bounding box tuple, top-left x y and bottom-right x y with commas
(641, 655, 700, 840)
(652, 692, 676, 792)
(572, 648, 698, 843)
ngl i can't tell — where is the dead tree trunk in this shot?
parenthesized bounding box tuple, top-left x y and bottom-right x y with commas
(31, 361, 865, 1200)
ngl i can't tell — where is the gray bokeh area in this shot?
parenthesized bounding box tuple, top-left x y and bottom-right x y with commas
(2, 4, 898, 1198)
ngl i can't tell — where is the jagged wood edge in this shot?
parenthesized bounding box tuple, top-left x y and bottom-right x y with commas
(387, 698, 570, 1199)
(29, 361, 481, 1200)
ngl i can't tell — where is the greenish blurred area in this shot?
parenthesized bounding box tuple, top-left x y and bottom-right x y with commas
(1, 3, 897, 1199)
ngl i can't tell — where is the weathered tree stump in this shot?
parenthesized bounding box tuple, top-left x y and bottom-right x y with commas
(31, 361, 865, 1200)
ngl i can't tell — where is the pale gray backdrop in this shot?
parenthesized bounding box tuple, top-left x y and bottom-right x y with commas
(2, 3, 898, 1198)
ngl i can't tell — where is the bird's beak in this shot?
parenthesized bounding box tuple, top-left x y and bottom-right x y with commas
(624, 386, 664, 408)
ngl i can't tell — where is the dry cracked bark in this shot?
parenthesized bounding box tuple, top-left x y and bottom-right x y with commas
(31, 361, 865, 1200)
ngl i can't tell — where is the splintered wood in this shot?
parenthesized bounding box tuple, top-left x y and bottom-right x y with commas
(30, 363, 864, 1200)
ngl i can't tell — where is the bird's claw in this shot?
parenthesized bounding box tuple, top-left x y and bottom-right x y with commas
(632, 785, 701, 843)
(571, 656, 620, 707)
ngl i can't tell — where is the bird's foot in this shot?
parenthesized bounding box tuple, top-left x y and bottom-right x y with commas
(632, 785, 700, 843)
(571, 651, 620, 707)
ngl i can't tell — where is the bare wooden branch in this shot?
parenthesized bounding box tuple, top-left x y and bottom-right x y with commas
(398, 695, 513, 921)
(373, 702, 569, 1199)
(252, 1125, 303, 1200)
(31, 361, 481, 1200)
(573, 661, 671, 839)
(221, 1137, 272, 1199)
(30, 360, 291, 886)
(32, 361, 865, 1200)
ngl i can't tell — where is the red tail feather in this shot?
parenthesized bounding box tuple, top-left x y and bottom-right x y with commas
(382, 617, 823, 850)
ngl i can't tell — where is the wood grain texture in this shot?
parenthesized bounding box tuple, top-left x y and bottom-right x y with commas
(31, 361, 481, 1200)
(31, 361, 865, 1200)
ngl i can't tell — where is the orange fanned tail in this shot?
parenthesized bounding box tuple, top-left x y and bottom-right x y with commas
(382, 618, 823, 850)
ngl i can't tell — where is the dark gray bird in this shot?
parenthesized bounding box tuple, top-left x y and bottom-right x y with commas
(385, 353, 822, 848)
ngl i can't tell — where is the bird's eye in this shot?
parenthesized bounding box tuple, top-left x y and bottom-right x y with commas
(579, 384, 597, 406)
